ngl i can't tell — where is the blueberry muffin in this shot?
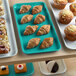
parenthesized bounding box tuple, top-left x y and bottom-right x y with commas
(70, 3, 76, 16)
(59, 9, 74, 24)
(53, 0, 67, 9)
(64, 25, 76, 41)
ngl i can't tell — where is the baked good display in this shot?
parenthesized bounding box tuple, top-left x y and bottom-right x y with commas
(24, 25, 38, 35)
(14, 63, 27, 73)
(70, 3, 76, 16)
(21, 15, 33, 24)
(64, 25, 76, 41)
(68, 0, 75, 3)
(53, 0, 67, 9)
(37, 25, 50, 35)
(20, 5, 31, 14)
(0, 41, 10, 54)
(0, 0, 2, 5)
(34, 14, 45, 24)
(0, 6, 4, 16)
(27, 38, 40, 49)
(40, 37, 53, 49)
(32, 5, 42, 14)
(0, 65, 9, 75)
(59, 9, 74, 24)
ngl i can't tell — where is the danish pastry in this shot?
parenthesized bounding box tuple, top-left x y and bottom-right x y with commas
(27, 38, 40, 49)
(34, 14, 45, 24)
(0, 6, 4, 16)
(24, 25, 38, 35)
(37, 25, 50, 35)
(64, 25, 76, 41)
(32, 5, 42, 14)
(40, 37, 53, 49)
(21, 15, 33, 24)
(0, 41, 10, 54)
(0, 65, 9, 75)
(14, 63, 27, 73)
(20, 5, 31, 14)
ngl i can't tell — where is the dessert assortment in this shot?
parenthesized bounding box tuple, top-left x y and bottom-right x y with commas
(0, 63, 34, 76)
(0, 0, 10, 54)
(38, 59, 66, 75)
(50, 0, 76, 49)
(13, 2, 61, 54)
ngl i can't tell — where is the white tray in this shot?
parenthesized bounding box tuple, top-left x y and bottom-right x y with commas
(0, 0, 18, 58)
(38, 59, 67, 76)
(49, 0, 76, 50)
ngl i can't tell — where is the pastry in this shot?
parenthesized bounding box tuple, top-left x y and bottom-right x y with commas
(0, 41, 10, 54)
(0, 6, 4, 16)
(0, 18, 6, 26)
(0, 0, 2, 5)
(40, 37, 53, 49)
(53, 0, 67, 9)
(20, 5, 31, 14)
(32, 5, 42, 14)
(70, 3, 76, 16)
(0, 65, 9, 75)
(0, 28, 6, 35)
(34, 14, 45, 24)
(27, 38, 40, 49)
(64, 25, 76, 41)
(24, 25, 38, 35)
(37, 25, 50, 35)
(14, 63, 27, 73)
(68, 0, 75, 3)
(21, 15, 33, 24)
(59, 9, 74, 24)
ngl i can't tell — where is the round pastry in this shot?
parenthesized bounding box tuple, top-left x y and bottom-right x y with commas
(0, 6, 4, 16)
(53, 0, 67, 9)
(0, 28, 6, 35)
(70, 3, 76, 16)
(64, 25, 76, 41)
(0, 0, 2, 5)
(68, 0, 75, 3)
(59, 9, 74, 24)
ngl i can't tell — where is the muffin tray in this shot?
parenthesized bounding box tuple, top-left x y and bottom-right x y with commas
(0, 0, 18, 58)
(2, 63, 34, 76)
(38, 59, 67, 75)
(13, 2, 61, 54)
(49, 0, 76, 50)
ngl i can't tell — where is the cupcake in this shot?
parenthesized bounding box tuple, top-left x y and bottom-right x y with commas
(70, 3, 76, 16)
(64, 25, 76, 41)
(59, 9, 74, 24)
(68, 0, 75, 3)
(53, 0, 67, 9)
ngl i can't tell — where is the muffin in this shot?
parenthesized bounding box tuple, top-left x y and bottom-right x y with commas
(0, 6, 4, 16)
(64, 25, 76, 41)
(53, 0, 67, 9)
(59, 9, 74, 24)
(68, 0, 75, 3)
(70, 3, 76, 16)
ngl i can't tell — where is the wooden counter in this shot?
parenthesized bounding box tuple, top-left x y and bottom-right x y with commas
(0, 0, 76, 65)
(33, 58, 76, 76)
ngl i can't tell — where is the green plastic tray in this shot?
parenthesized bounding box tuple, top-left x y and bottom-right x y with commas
(13, 2, 61, 54)
(1, 63, 34, 76)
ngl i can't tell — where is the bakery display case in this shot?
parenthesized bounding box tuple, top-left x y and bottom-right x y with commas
(0, 0, 76, 76)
